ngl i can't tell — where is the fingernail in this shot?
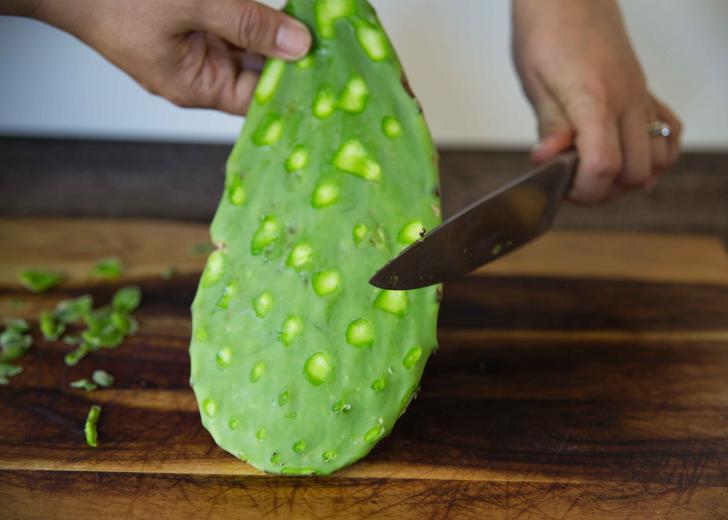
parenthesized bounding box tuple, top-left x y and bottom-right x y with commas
(276, 21, 311, 58)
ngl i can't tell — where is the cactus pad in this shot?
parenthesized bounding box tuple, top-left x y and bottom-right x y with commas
(190, 0, 441, 475)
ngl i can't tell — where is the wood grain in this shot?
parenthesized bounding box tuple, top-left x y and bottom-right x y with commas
(2, 218, 727, 287)
(1, 218, 727, 518)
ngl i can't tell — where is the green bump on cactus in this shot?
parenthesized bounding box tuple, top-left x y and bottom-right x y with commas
(332, 399, 351, 414)
(304, 352, 332, 386)
(278, 390, 291, 405)
(251, 216, 280, 255)
(333, 140, 381, 181)
(190, 0, 441, 476)
(287, 243, 313, 269)
(322, 450, 337, 462)
(314, 0, 355, 38)
(255, 59, 285, 105)
(312, 182, 340, 208)
(313, 86, 336, 119)
(250, 361, 266, 383)
(201, 251, 225, 287)
(403, 346, 422, 369)
(195, 328, 208, 342)
(279, 316, 303, 346)
(296, 55, 314, 69)
(397, 220, 425, 245)
(338, 76, 369, 113)
(217, 279, 238, 309)
(285, 145, 309, 173)
(371, 377, 386, 391)
(373, 290, 408, 317)
(346, 319, 374, 348)
(355, 18, 390, 61)
(227, 175, 246, 206)
(252, 113, 284, 146)
(203, 398, 217, 417)
(352, 224, 368, 244)
(364, 424, 385, 443)
(253, 291, 273, 317)
(382, 116, 402, 138)
(312, 270, 340, 296)
(216, 346, 232, 369)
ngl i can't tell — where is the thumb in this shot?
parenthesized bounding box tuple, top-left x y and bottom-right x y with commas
(196, 0, 312, 60)
(530, 96, 574, 164)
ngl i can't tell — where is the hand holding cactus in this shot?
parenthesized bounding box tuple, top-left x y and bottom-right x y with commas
(13, 0, 312, 115)
(512, 0, 682, 205)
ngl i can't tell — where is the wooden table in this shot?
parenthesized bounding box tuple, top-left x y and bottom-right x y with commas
(1, 218, 728, 518)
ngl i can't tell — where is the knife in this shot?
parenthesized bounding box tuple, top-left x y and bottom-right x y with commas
(369, 150, 579, 290)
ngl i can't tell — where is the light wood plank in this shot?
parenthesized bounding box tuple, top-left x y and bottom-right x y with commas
(1, 219, 727, 287)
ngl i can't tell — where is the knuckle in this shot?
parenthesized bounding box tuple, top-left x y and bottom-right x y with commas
(570, 93, 612, 126)
(577, 75, 612, 109)
(236, 3, 267, 48)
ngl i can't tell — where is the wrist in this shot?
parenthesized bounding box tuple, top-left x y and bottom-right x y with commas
(24, 0, 101, 43)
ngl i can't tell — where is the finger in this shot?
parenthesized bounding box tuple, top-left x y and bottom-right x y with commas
(617, 107, 652, 188)
(642, 97, 673, 190)
(565, 100, 622, 205)
(196, 0, 311, 60)
(215, 67, 260, 115)
(227, 48, 266, 72)
(528, 86, 575, 164)
(654, 97, 683, 165)
(531, 129, 573, 165)
(241, 51, 265, 72)
(650, 130, 670, 176)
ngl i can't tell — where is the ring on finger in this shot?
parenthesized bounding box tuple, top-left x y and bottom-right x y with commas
(647, 120, 671, 138)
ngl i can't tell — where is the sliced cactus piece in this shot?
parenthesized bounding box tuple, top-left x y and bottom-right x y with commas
(190, 0, 441, 476)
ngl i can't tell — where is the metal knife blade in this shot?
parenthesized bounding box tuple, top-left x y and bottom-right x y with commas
(369, 151, 579, 290)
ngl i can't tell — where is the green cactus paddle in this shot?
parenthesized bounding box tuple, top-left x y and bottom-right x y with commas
(190, 0, 441, 475)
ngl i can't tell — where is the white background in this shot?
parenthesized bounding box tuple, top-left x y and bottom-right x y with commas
(1, 0, 726, 148)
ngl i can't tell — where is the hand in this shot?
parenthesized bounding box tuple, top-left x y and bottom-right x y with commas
(512, 0, 682, 204)
(25, 0, 312, 114)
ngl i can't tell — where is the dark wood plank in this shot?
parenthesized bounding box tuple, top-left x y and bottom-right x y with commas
(440, 276, 728, 331)
(2, 137, 727, 240)
(2, 470, 727, 519)
(1, 219, 728, 518)
(2, 274, 728, 485)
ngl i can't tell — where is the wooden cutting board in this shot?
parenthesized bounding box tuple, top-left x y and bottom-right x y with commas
(1, 218, 728, 519)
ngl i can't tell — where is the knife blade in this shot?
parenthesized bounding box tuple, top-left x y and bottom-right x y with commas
(369, 151, 579, 290)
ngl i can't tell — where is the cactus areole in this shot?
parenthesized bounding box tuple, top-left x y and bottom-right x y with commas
(189, 0, 441, 475)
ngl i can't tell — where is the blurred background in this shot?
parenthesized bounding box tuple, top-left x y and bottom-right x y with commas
(0, 0, 726, 236)
(1, 0, 727, 148)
